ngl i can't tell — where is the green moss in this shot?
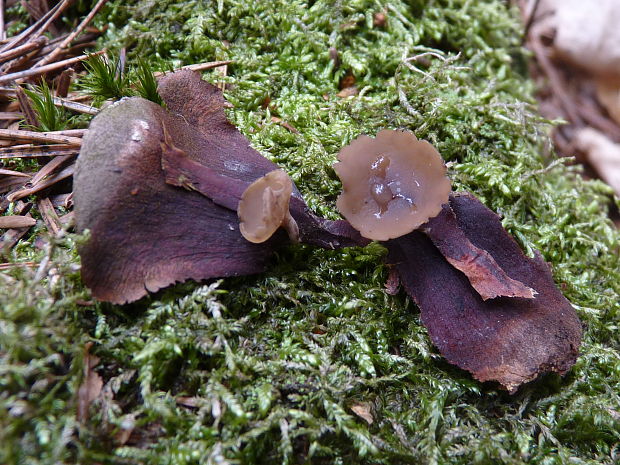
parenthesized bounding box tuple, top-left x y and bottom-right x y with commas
(2, 0, 619, 464)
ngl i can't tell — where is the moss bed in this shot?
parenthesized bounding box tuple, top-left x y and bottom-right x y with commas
(1, 0, 620, 463)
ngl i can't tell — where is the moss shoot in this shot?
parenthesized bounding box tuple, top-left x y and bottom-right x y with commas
(1, 1, 619, 464)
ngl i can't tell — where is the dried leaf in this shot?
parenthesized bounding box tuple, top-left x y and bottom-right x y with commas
(115, 414, 136, 446)
(350, 403, 374, 425)
(575, 127, 620, 197)
(336, 87, 358, 98)
(270, 116, 298, 133)
(386, 193, 581, 392)
(545, 0, 620, 78)
(423, 204, 536, 300)
(596, 81, 620, 128)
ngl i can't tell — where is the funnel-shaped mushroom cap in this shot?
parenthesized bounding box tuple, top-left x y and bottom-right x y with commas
(334, 129, 451, 241)
(238, 169, 294, 243)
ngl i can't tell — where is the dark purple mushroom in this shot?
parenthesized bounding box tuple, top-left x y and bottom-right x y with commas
(74, 70, 364, 304)
(385, 193, 582, 392)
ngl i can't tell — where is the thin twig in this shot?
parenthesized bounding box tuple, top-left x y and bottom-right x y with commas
(0, 0, 4, 42)
(15, 86, 40, 127)
(7, 162, 74, 202)
(0, 111, 23, 120)
(0, 128, 82, 145)
(36, 197, 61, 235)
(522, 0, 541, 41)
(0, 261, 37, 270)
(0, 176, 28, 193)
(0, 145, 79, 159)
(55, 68, 73, 98)
(0, 87, 98, 115)
(22, 0, 72, 46)
(0, 36, 46, 64)
(153, 60, 232, 78)
(0, 50, 104, 85)
(34, 0, 108, 67)
(29, 153, 73, 186)
(0, 167, 30, 176)
(0, 0, 70, 53)
(44, 129, 87, 137)
(52, 96, 98, 115)
(0, 215, 36, 228)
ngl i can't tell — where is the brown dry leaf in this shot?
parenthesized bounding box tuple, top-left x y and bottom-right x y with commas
(176, 396, 201, 408)
(270, 116, 298, 133)
(575, 127, 620, 196)
(350, 403, 374, 425)
(386, 193, 581, 393)
(115, 414, 136, 446)
(596, 81, 620, 127)
(336, 87, 358, 98)
(544, 0, 620, 79)
(76, 343, 103, 422)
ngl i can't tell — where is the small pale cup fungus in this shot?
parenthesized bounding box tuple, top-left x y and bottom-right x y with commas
(238, 169, 299, 243)
(333, 129, 451, 240)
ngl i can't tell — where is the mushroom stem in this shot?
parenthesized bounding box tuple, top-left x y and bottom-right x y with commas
(282, 211, 299, 243)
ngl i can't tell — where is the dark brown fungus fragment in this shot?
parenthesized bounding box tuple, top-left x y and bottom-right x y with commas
(386, 193, 582, 392)
(75, 70, 365, 303)
(74, 97, 282, 304)
(334, 129, 451, 241)
(423, 204, 536, 300)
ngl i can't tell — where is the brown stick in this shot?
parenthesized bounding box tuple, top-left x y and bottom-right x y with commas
(0, 167, 30, 176)
(0, 111, 22, 120)
(36, 196, 61, 235)
(44, 129, 87, 137)
(0, 145, 79, 159)
(0, 87, 98, 114)
(0, 215, 36, 228)
(0, 128, 82, 145)
(0, 261, 36, 270)
(53, 96, 98, 115)
(0, 50, 104, 85)
(0, 0, 70, 53)
(153, 60, 232, 78)
(15, 86, 40, 127)
(0, 36, 46, 64)
(29, 153, 74, 186)
(0, 0, 5, 42)
(7, 162, 74, 202)
(34, 0, 108, 68)
(55, 68, 73, 98)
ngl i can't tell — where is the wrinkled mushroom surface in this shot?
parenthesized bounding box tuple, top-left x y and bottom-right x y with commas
(334, 129, 451, 241)
(386, 193, 582, 392)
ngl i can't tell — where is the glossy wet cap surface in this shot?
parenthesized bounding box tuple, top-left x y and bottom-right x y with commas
(333, 129, 451, 240)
